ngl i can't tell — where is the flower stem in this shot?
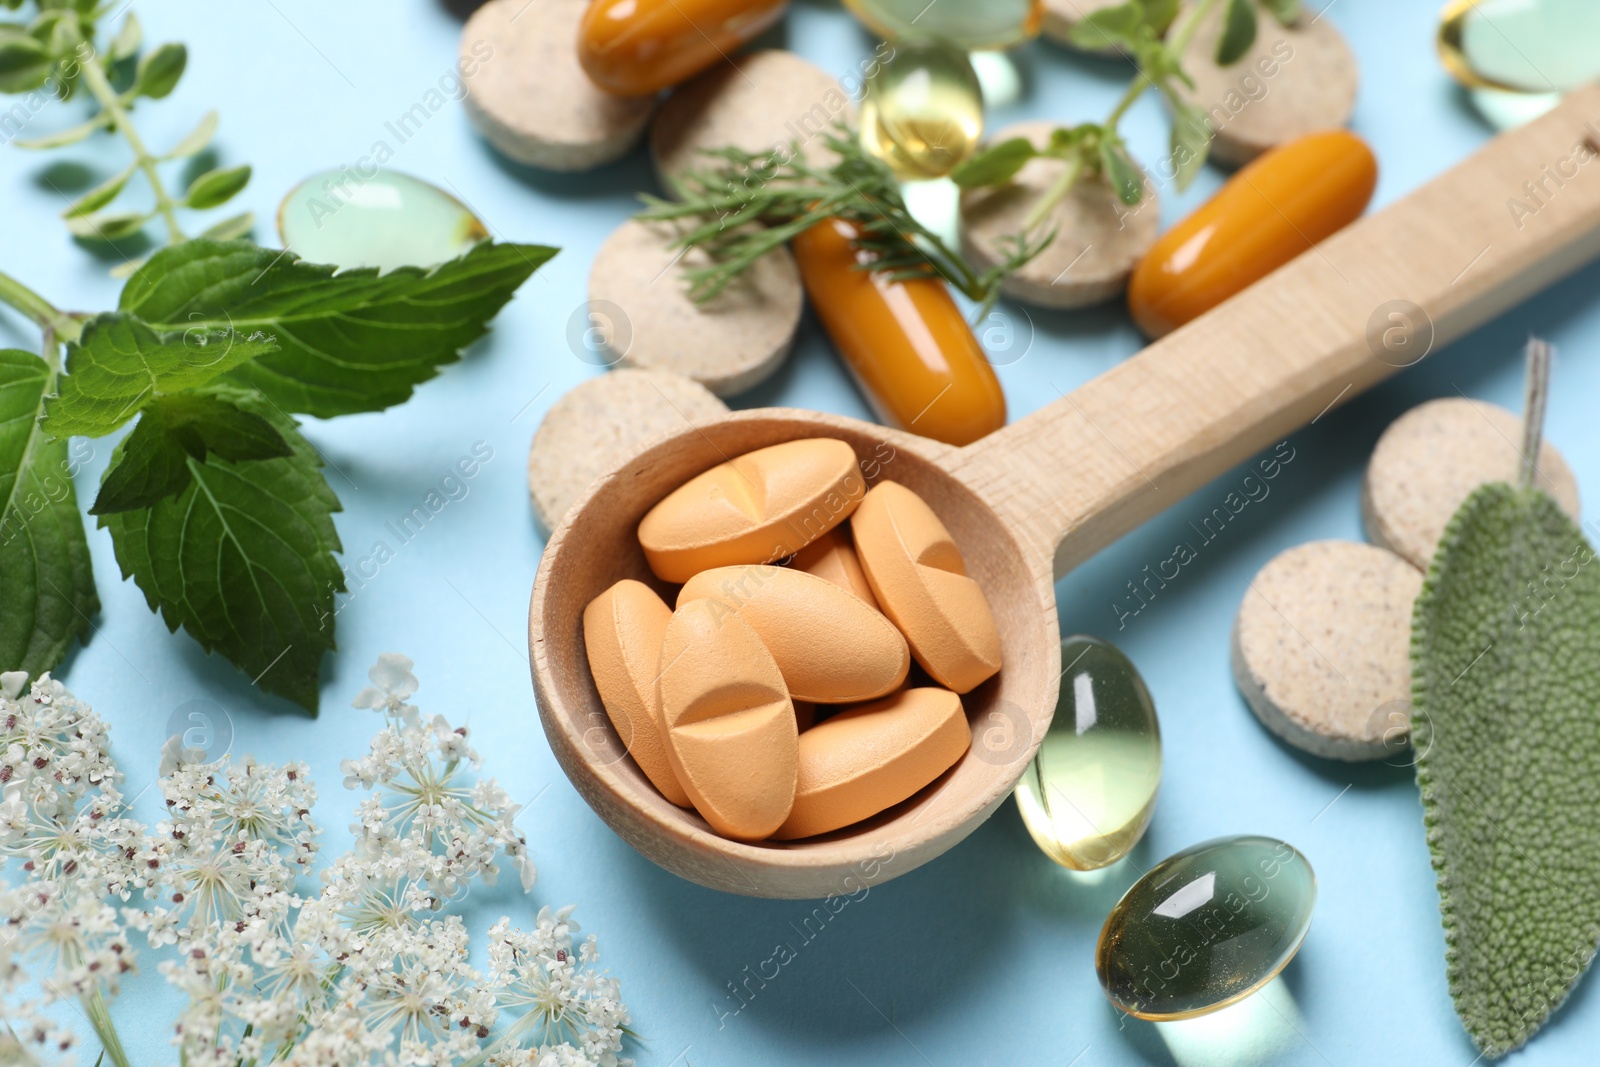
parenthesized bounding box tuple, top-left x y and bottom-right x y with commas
(0, 270, 79, 345)
(82, 989, 133, 1067)
(1023, 154, 1085, 232)
(77, 45, 186, 245)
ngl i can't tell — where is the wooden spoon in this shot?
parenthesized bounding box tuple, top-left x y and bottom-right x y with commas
(529, 86, 1600, 899)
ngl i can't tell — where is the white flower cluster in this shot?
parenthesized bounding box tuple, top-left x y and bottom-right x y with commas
(0, 657, 631, 1067)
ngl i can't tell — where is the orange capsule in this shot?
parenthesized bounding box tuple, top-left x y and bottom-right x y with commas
(577, 0, 788, 97)
(791, 217, 1007, 447)
(1127, 129, 1378, 339)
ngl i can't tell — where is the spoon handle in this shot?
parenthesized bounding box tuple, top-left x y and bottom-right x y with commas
(951, 83, 1600, 581)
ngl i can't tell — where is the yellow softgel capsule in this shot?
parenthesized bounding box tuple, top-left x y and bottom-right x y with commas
(1014, 636, 1160, 870)
(844, 0, 1043, 49)
(859, 38, 984, 180)
(1437, 0, 1600, 93)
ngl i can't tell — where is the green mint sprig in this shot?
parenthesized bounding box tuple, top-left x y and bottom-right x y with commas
(0, 1, 252, 273)
(951, 0, 1300, 230)
(0, 240, 556, 712)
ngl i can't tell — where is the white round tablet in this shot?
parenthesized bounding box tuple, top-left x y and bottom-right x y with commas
(460, 0, 653, 172)
(1232, 540, 1423, 761)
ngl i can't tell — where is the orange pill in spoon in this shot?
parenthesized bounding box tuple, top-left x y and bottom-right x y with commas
(852, 480, 1002, 693)
(583, 580, 691, 807)
(659, 598, 798, 840)
(773, 687, 970, 840)
(792, 526, 880, 608)
(638, 438, 865, 583)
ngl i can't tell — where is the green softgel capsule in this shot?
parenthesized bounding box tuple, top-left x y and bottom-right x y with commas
(843, 0, 1043, 50)
(278, 169, 488, 272)
(1438, 0, 1600, 94)
(860, 39, 985, 180)
(1014, 636, 1161, 871)
(1096, 835, 1317, 1021)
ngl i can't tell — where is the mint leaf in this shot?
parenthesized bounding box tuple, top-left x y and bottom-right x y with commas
(950, 137, 1038, 188)
(115, 239, 557, 418)
(1216, 0, 1258, 65)
(43, 312, 279, 439)
(91, 389, 291, 514)
(0, 349, 98, 674)
(1411, 482, 1600, 1056)
(99, 390, 343, 712)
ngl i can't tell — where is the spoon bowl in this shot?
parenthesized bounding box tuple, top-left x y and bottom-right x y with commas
(529, 87, 1600, 897)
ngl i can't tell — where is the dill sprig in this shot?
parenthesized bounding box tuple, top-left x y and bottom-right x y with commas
(636, 122, 1050, 322)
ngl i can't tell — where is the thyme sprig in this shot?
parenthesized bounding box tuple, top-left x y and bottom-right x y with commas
(636, 123, 1050, 321)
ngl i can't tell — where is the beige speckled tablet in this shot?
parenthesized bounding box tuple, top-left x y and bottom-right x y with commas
(960, 121, 1160, 309)
(1041, 0, 1133, 52)
(588, 218, 802, 395)
(528, 368, 727, 534)
(1364, 397, 1581, 571)
(460, 0, 653, 172)
(651, 50, 853, 193)
(1232, 540, 1422, 761)
(1173, 7, 1358, 167)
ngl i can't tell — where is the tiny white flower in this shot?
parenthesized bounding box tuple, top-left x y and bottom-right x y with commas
(352, 653, 420, 725)
(0, 670, 27, 700)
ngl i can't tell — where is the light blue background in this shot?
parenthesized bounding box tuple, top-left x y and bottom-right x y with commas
(3, 1, 1598, 1064)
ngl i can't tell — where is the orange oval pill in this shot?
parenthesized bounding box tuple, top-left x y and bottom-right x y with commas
(678, 565, 910, 702)
(659, 599, 798, 840)
(773, 687, 970, 840)
(791, 526, 880, 608)
(582, 579, 691, 807)
(638, 438, 865, 583)
(791, 217, 1007, 447)
(577, 0, 787, 97)
(852, 481, 1002, 693)
(1127, 129, 1378, 339)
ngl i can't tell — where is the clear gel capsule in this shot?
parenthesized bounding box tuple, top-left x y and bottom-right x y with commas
(843, 0, 1044, 49)
(1014, 636, 1161, 871)
(278, 169, 487, 272)
(860, 39, 984, 180)
(1437, 0, 1600, 94)
(1096, 835, 1317, 1021)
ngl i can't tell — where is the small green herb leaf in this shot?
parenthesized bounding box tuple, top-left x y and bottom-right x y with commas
(1412, 481, 1600, 1057)
(1070, 2, 1142, 50)
(1216, 0, 1259, 65)
(116, 239, 557, 418)
(1137, 0, 1180, 34)
(1099, 140, 1145, 206)
(164, 109, 217, 160)
(0, 32, 51, 91)
(99, 391, 343, 713)
(197, 212, 253, 241)
(950, 137, 1038, 188)
(1260, 0, 1300, 26)
(91, 389, 291, 514)
(61, 164, 135, 219)
(44, 311, 279, 439)
(0, 349, 98, 675)
(11, 113, 109, 150)
(132, 41, 184, 99)
(64, 210, 149, 241)
(107, 11, 140, 63)
(183, 163, 250, 209)
(1169, 102, 1212, 191)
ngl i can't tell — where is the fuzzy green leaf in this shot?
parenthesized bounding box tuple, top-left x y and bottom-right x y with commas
(99, 391, 343, 713)
(0, 349, 98, 675)
(91, 390, 292, 515)
(183, 164, 250, 209)
(132, 41, 184, 99)
(1216, 0, 1258, 65)
(1412, 482, 1600, 1057)
(114, 238, 557, 418)
(43, 311, 279, 439)
(950, 137, 1038, 188)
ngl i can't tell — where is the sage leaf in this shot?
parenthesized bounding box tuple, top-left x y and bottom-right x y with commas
(183, 164, 250, 209)
(91, 389, 292, 515)
(950, 137, 1038, 188)
(0, 349, 98, 674)
(1216, 0, 1258, 65)
(1412, 482, 1600, 1047)
(44, 311, 279, 439)
(99, 391, 343, 713)
(133, 41, 184, 99)
(116, 239, 557, 418)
